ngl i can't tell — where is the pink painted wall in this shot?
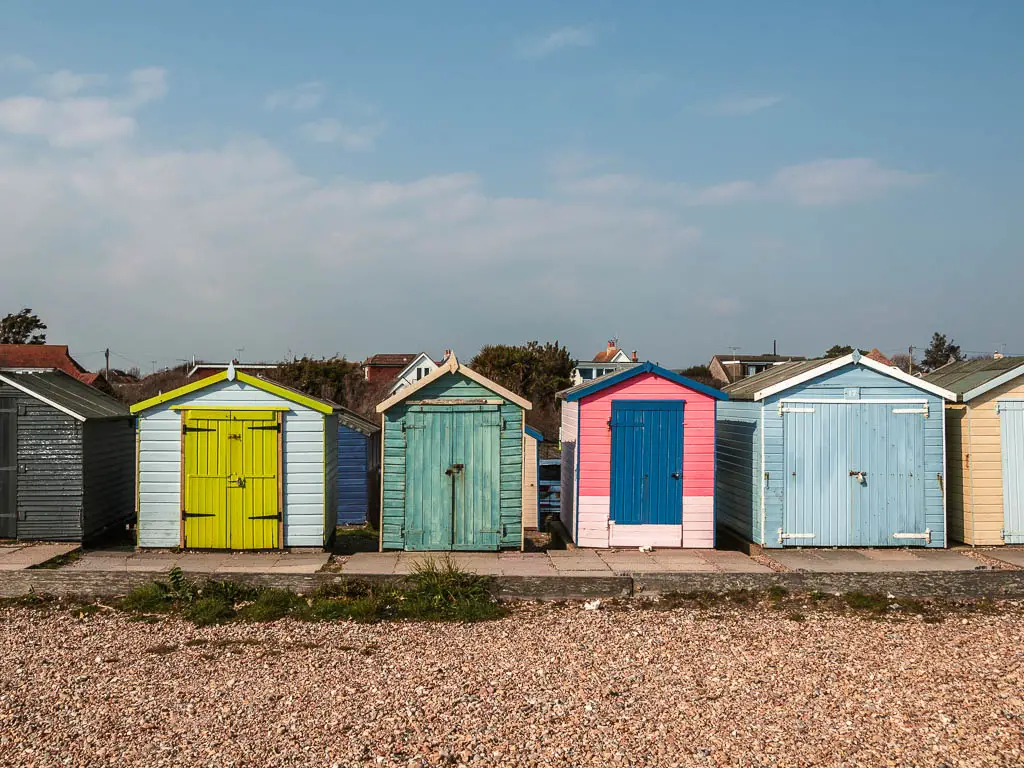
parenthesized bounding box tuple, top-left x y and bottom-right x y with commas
(575, 371, 717, 548)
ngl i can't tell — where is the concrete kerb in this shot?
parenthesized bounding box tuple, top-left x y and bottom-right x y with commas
(5, 568, 1024, 602)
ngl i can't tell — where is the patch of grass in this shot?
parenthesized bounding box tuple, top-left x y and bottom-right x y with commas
(403, 555, 508, 622)
(237, 589, 305, 622)
(843, 592, 891, 614)
(119, 582, 172, 613)
(182, 596, 234, 626)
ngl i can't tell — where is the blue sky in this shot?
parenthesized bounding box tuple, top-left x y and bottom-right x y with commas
(0, 1, 1021, 373)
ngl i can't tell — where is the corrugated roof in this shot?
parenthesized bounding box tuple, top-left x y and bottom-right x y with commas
(722, 359, 830, 400)
(0, 370, 130, 420)
(712, 353, 806, 364)
(924, 357, 1024, 395)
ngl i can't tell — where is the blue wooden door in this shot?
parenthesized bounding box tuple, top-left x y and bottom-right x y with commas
(451, 406, 502, 550)
(1000, 400, 1024, 544)
(783, 401, 926, 546)
(610, 401, 684, 526)
(850, 403, 927, 546)
(337, 426, 369, 525)
(404, 409, 453, 550)
(783, 402, 851, 546)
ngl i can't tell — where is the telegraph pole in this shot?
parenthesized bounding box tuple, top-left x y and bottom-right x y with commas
(907, 346, 914, 374)
(104, 348, 110, 380)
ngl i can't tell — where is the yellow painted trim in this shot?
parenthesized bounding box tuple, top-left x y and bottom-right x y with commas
(170, 404, 291, 412)
(130, 369, 335, 415)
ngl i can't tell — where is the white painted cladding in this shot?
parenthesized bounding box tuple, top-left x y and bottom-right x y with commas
(136, 379, 328, 548)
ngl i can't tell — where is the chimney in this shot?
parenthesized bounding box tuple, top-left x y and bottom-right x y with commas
(994, 350, 1005, 360)
(607, 340, 615, 349)
(773, 339, 777, 355)
(443, 349, 452, 360)
(631, 350, 638, 362)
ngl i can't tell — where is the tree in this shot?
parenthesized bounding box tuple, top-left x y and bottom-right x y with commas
(269, 357, 388, 420)
(0, 308, 47, 344)
(890, 353, 920, 375)
(921, 332, 963, 372)
(676, 364, 715, 388)
(824, 344, 854, 358)
(470, 341, 575, 439)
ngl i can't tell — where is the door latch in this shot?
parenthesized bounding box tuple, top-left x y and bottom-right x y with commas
(671, 472, 681, 479)
(231, 477, 246, 488)
(849, 470, 867, 483)
(445, 463, 465, 476)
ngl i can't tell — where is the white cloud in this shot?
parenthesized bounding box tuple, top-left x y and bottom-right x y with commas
(0, 53, 35, 73)
(767, 158, 929, 206)
(35, 69, 107, 98)
(0, 66, 167, 148)
(298, 118, 386, 152)
(519, 26, 597, 59)
(698, 95, 782, 116)
(264, 81, 325, 111)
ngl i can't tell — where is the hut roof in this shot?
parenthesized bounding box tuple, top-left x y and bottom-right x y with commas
(559, 361, 727, 402)
(375, 354, 532, 412)
(924, 356, 1024, 401)
(0, 370, 129, 421)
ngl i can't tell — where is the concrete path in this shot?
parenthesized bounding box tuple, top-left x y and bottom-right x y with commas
(67, 549, 330, 575)
(0, 543, 80, 571)
(338, 549, 775, 576)
(766, 548, 983, 573)
(982, 549, 1024, 569)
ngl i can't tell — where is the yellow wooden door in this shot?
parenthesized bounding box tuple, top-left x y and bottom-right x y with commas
(183, 409, 280, 550)
(183, 410, 231, 549)
(226, 411, 280, 549)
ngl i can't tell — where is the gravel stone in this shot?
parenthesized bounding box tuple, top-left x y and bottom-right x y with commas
(1, 603, 1022, 766)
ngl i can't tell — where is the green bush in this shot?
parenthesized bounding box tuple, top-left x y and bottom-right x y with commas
(182, 596, 235, 626)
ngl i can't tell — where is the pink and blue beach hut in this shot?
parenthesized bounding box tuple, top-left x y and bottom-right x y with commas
(557, 362, 727, 548)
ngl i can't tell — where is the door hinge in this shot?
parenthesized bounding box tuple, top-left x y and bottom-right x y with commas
(892, 405, 928, 417)
(182, 510, 217, 519)
(248, 514, 281, 521)
(778, 404, 814, 415)
(182, 425, 216, 434)
(892, 529, 931, 544)
(778, 528, 815, 544)
(248, 424, 281, 432)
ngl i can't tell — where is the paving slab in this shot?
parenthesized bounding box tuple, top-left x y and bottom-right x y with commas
(767, 548, 982, 573)
(342, 552, 399, 575)
(698, 550, 775, 573)
(980, 549, 1024, 569)
(0, 543, 79, 570)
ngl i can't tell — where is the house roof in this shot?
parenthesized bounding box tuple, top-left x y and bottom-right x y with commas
(0, 370, 130, 421)
(590, 346, 630, 364)
(924, 357, 1024, 401)
(130, 367, 339, 415)
(559, 361, 728, 402)
(362, 353, 418, 369)
(375, 353, 532, 412)
(724, 352, 956, 401)
(864, 348, 895, 367)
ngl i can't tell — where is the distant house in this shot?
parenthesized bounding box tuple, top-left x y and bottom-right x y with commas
(388, 352, 442, 394)
(708, 353, 806, 386)
(361, 352, 444, 393)
(187, 362, 279, 381)
(571, 341, 639, 385)
(0, 344, 113, 394)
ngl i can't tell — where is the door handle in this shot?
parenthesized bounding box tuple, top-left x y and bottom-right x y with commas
(231, 477, 246, 488)
(671, 472, 681, 479)
(445, 464, 465, 476)
(848, 471, 867, 477)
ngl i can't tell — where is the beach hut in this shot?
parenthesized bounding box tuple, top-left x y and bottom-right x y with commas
(131, 365, 339, 550)
(376, 354, 532, 551)
(522, 426, 543, 532)
(336, 409, 381, 526)
(0, 370, 134, 542)
(925, 357, 1024, 545)
(557, 362, 727, 548)
(717, 352, 956, 548)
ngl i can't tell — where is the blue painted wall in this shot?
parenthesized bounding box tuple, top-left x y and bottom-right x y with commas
(717, 363, 946, 548)
(337, 424, 369, 525)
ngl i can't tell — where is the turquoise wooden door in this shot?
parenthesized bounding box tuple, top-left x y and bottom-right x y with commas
(850, 403, 926, 546)
(404, 405, 502, 551)
(1000, 400, 1024, 544)
(610, 401, 684, 526)
(404, 409, 453, 550)
(451, 406, 501, 550)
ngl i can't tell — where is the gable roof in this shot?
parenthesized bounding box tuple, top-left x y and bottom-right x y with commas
(924, 356, 1024, 402)
(560, 361, 728, 402)
(0, 370, 129, 421)
(362, 353, 418, 369)
(394, 352, 437, 379)
(590, 346, 631, 364)
(724, 352, 956, 402)
(130, 367, 338, 415)
(375, 353, 532, 412)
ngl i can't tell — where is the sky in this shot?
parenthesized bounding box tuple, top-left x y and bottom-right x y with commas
(0, 1, 1021, 374)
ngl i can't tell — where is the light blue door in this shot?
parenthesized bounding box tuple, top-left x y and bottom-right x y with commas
(610, 401, 684, 526)
(783, 401, 926, 546)
(850, 403, 926, 546)
(783, 402, 851, 546)
(1000, 400, 1024, 544)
